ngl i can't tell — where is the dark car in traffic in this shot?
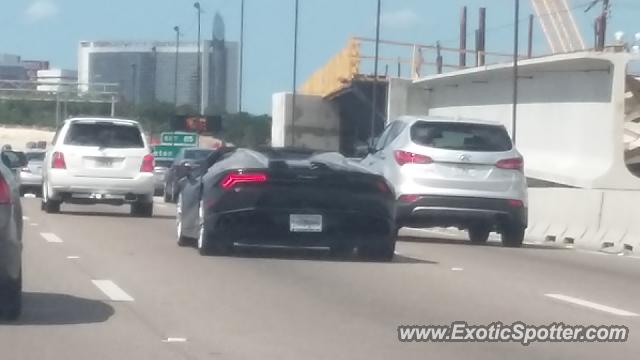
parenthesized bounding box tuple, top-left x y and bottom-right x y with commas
(176, 147, 397, 261)
(163, 148, 215, 203)
(0, 150, 27, 321)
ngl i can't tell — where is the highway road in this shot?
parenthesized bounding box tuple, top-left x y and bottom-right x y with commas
(1, 198, 639, 359)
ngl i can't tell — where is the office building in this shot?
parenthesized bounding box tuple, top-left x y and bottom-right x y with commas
(77, 13, 238, 114)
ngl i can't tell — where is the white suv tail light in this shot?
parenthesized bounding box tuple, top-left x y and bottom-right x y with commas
(394, 150, 433, 166)
(496, 157, 523, 171)
(140, 154, 155, 173)
(52, 152, 66, 169)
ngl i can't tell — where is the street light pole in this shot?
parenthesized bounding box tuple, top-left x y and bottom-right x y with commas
(370, 0, 382, 142)
(290, 0, 299, 147)
(194, 2, 202, 115)
(511, 0, 520, 144)
(131, 63, 137, 105)
(174, 26, 180, 107)
(239, 0, 245, 113)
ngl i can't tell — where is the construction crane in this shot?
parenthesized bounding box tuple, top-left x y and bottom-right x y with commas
(530, 0, 586, 53)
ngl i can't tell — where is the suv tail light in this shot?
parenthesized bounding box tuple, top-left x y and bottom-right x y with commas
(220, 172, 268, 189)
(140, 154, 155, 173)
(496, 157, 523, 171)
(508, 199, 524, 207)
(394, 150, 433, 166)
(399, 194, 421, 203)
(0, 176, 10, 204)
(52, 152, 66, 169)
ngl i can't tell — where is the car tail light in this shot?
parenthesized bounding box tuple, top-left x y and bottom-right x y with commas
(496, 157, 523, 171)
(399, 194, 421, 203)
(0, 176, 10, 204)
(394, 150, 433, 166)
(376, 180, 390, 193)
(52, 152, 66, 169)
(140, 154, 155, 173)
(220, 172, 268, 189)
(508, 199, 524, 207)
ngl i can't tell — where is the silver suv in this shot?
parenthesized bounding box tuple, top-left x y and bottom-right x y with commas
(361, 116, 527, 247)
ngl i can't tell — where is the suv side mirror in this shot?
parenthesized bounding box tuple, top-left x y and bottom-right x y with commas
(353, 142, 370, 158)
(369, 137, 380, 152)
(1, 151, 27, 169)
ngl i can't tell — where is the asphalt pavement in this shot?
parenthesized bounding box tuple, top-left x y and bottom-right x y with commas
(1, 198, 639, 360)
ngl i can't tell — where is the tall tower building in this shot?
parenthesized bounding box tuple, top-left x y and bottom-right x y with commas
(210, 12, 228, 113)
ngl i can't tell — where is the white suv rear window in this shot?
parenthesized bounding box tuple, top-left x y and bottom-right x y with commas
(411, 121, 512, 152)
(64, 122, 144, 148)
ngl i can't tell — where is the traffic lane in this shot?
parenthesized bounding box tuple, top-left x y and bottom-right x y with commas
(20, 199, 640, 359)
(3, 201, 213, 360)
(398, 228, 640, 316)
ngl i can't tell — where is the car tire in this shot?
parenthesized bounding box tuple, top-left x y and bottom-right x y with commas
(164, 183, 175, 203)
(42, 182, 60, 214)
(468, 224, 491, 244)
(197, 201, 232, 256)
(131, 202, 153, 218)
(502, 223, 525, 248)
(0, 271, 22, 321)
(176, 194, 193, 247)
(43, 200, 61, 214)
(358, 236, 395, 262)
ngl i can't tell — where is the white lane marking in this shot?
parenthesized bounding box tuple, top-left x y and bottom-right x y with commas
(162, 337, 187, 343)
(29, 223, 39, 226)
(40, 232, 63, 243)
(545, 293, 639, 317)
(91, 280, 134, 302)
(66, 256, 80, 259)
(22, 216, 29, 221)
(451, 267, 464, 271)
(156, 204, 167, 208)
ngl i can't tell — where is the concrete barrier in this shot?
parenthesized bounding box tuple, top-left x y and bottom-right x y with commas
(525, 188, 639, 254)
(388, 52, 640, 190)
(398, 188, 639, 255)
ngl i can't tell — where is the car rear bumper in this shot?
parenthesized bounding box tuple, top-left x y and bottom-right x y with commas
(19, 172, 42, 187)
(396, 195, 528, 228)
(207, 208, 395, 247)
(48, 170, 154, 197)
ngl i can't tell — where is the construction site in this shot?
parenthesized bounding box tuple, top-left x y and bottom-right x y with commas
(271, 0, 640, 254)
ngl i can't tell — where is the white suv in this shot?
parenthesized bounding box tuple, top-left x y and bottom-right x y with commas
(42, 118, 155, 217)
(362, 115, 528, 247)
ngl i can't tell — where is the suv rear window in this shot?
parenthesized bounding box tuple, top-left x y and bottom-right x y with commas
(26, 152, 45, 161)
(64, 122, 144, 148)
(411, 121, 512, 152)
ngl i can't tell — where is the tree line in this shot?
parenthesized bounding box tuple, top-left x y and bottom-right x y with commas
(0, 100, 271, 147)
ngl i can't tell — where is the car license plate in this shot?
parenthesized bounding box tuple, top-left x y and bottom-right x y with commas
(96, 158, 114, 168)
(290, 214, 322, 233)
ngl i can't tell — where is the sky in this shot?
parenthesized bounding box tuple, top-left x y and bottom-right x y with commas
(2, 0, 640, 115)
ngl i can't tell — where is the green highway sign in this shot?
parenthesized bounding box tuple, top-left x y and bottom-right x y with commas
(160, 132, 198, 146)
(152, 145, 183, 159)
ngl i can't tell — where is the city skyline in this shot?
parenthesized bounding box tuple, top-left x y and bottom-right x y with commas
(2, 0, 640, 115)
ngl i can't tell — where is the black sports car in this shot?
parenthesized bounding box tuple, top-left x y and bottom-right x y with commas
(176, 148, 397, 261)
